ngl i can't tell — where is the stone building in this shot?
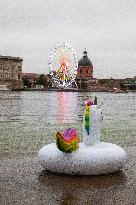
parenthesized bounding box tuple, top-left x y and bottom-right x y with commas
(77, 50, 93, 78)
(0, 55, 23, 90)
(76, 50, 94, 89)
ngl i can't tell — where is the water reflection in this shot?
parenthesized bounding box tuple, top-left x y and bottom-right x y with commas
(57, 92, 72, 123)
(1, 91, 136, 125)
(0, 91, 22, 122)
(0, 91, 136, 148)
(38, 170, 127, 204)
(48, 92, 79, 124)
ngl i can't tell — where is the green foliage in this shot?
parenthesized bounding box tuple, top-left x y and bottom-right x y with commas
(119, 82, 126, 90)
(132, 76, 136, 83)
(36, 74, 52, 88)
(36, 74, 46, 85)
(22, 77, 32, 88)
(98, 79, 107, 84)
(98, 79, 112, 85)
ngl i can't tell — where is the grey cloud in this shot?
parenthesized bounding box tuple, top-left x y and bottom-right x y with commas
(0, 0, 136, 78)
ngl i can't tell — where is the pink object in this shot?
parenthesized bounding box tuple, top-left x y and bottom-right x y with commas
(86, 100, 93, 106)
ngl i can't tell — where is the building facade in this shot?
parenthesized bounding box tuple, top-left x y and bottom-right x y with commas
(76, 50, 94, 89)
(77, 50, 93, 78)
(0, 55, 23, 90)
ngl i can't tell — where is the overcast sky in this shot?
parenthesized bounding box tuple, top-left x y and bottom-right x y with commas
(0, 0, 136, 78)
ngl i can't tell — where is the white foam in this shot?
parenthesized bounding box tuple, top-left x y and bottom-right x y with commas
(38, 142, 127, 175)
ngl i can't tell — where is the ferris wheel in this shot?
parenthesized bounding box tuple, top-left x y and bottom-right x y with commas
(48, 43, 78, 88)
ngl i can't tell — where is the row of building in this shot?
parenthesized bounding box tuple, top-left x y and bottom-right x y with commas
(0, 50, 93, 89)
(0, 51, 135, 91)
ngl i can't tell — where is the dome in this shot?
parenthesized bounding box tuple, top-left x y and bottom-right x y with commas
(78, 50, 93, 67)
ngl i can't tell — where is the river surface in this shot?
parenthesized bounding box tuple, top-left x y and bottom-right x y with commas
(0, 91, 136, 157)
(0, 91, 136, 204)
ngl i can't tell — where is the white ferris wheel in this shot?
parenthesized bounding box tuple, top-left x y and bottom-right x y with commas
(48, 43, 78, 88)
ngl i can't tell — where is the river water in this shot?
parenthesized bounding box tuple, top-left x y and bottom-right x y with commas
(1, 91, 136, 156)
(0, 91, 136, 204)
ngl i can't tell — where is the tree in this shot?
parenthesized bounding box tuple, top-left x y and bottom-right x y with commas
(22, 77, 32, 88)
(36, 74, 46, 86)
(119, 82, 126, 91)
(36, 74, 52, 88)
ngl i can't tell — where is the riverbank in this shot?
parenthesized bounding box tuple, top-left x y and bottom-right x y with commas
(11, 87, 136, 93)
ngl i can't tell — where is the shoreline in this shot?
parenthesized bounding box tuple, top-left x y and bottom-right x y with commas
(1, 88, 135, 93)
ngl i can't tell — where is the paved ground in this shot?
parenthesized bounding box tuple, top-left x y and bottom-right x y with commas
(0, 147, 136, 205)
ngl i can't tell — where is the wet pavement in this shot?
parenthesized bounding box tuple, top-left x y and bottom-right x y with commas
(1, 146, 136, 205)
